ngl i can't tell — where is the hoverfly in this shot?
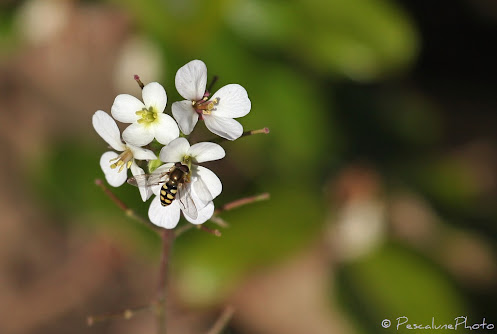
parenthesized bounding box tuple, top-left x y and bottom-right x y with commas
(127, 162, 198, 220)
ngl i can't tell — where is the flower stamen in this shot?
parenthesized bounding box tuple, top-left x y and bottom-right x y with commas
(193, 97, 220, 116)
(136, 107, 158, 125)
(109, 149, 134, 172)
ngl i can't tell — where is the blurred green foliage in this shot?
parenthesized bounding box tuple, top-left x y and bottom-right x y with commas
(338, 243, 467, 334)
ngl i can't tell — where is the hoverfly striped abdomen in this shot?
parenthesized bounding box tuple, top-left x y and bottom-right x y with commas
(159, 162, 189, 207)
(160, 183, 178, 206)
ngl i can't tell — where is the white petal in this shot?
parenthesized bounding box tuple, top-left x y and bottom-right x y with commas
(175, 59, 207, 101)
(148, 196, 181, 229)
(130, 162, 153, 201)
(92, 110, 125, 151)
(142, 82, 167, 112)
(188, 142, 225, 163)
(172, 100, 199, 135)
(159, 137, 190, 162)
(127, 144, 157, 160)
(100, 151, 128, 187)
(203, 115, 243, 140)
(184, 201, 214, 225)
(211, 84, 251, 118)
(152, 113, 180, 145)
(122, 123, 155, 146)
(111, 94, 145, 123)
(193, 166, 222, 201)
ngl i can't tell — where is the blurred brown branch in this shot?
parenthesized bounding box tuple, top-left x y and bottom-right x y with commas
(95, 179, 161, 233)
(205, 306, 235, 334)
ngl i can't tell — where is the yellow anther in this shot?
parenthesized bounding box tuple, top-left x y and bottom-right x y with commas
(194, 97, 219, 114)
(108, 149, 134, 172)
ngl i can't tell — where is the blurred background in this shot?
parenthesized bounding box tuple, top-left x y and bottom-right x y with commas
(0, 0, 496, 333)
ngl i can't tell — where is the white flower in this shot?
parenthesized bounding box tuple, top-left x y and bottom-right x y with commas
(111, 82, 179, 146)
(172, 60, 251, 140)
(92, 110, 155, 201)
(159, 137, 225, 207)
(148, 185, 215, 229)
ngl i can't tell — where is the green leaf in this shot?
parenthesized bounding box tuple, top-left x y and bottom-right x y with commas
(294, 0, 419, 80)
(337, 243, 467, 334)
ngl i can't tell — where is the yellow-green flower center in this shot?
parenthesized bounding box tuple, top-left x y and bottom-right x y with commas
(136, 106, 158, 124)
(109, 148, 133, 172)
(181, 155, 193, 170)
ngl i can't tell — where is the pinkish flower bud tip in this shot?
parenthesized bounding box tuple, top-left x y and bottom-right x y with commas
(134, 75, 144, 89)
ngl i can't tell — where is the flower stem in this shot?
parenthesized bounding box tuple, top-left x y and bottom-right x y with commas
(198, 224, 222, 237)
(206, 75, 219, 96)
(134, 74, 144, 89)
(95, 179, 161, 234)
(175, 193, 270, 238)
(87, 304, 152, 326)
(215, 192, 270, 214)
(156, 229, 175, 334)
(208, 127, 270, 144)
(205, 305, 235, 334)
(242, 127, 270, 137)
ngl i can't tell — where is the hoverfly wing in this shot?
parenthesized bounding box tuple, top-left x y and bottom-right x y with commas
(191, 177, 213, 207)
(177, 184, 198, 220)
(127, 172, 169, 188)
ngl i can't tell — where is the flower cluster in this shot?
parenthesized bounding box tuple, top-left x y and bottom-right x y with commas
(93, 60, 251, 229)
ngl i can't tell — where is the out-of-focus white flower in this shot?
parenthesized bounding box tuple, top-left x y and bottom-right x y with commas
(113, 35, 164, 93)
(111, 82, 179, 146)
(172, 60, 251, 140)
(16, 0, 71, 45)
(92, 110, 155, 201)
(331, 199, 386, 261)
(159, 137, 224, 207)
